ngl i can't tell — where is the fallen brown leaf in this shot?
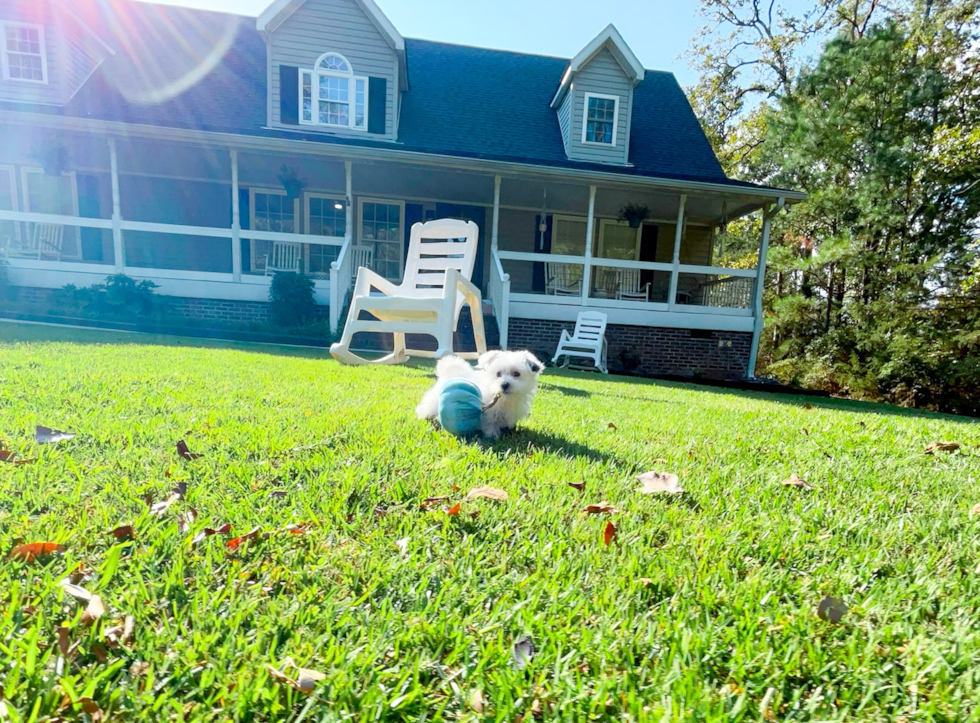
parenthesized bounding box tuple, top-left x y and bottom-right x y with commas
(925, 441, 960, 455)
(467, 510, 480, 520)
(466, 486, 509, 501)
(176, 440, 203, 460)
(781, 474, 815, 491)
(78, 698, 104, 723)
(420, 496, 450, 509)
(104, 615, 135, 648)
(0, 449, 34, 464)
(59, 580, 93, 602)
(471, 689, 485, 713)
(178, 508, 197, 534)
(584, 501, 618, 514)
(81, 595, 105, 626)
(92, 643, 109, 663)
(445, 503, 461, 516)
(111, 524, 135, 540)
(269, 490, 288, 499)
(603, 521, 617, 546)
(130, 661, 150, 676)
(172, 481, 188, 498)
(971, 503, 980, 516)
(803, 402, 814, 410)
(283, 523, 308, 535)
(227, 526, 262, 550)
(58, 626, 72, 657)
(816, 595, 848, 623)
(192, 522, 233, 545)
(567, 482, 586, 492)
(149, 493, 181, 517)
(638, 577, 654, 586)
(607, 422, 618, 430)
(267, 663, 325, 695)
(512, 636, 536, 670)
(8, 541, 65, 562)
(35, 425, 75, 444)
(636, 471, 684, 495)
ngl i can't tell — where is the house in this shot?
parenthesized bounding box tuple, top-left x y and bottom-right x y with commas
(0, 0, 803, 379)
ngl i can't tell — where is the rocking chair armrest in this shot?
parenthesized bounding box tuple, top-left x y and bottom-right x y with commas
(353, 267, 399, 296)
(444, 267, 481, 300)
(558, 329, 572, 344)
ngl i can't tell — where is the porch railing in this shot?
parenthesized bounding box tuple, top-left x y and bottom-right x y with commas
(328, 240, 354, 334)
(488, 247, 511, 349)
(0, 209, 352, 332)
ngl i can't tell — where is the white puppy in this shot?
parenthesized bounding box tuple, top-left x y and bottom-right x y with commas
(416, 350, 544, 439)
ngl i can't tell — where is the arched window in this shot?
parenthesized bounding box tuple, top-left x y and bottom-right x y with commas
(300, 52, 367, 130)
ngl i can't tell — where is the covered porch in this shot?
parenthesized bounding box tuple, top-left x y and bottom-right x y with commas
(0, 121, 788, 373)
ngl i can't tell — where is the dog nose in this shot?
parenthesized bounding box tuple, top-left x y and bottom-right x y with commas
(501, 381, 511, 392)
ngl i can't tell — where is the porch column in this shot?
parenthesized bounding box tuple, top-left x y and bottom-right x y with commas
(344, 160, 353, 247)
(230, 150, 241, 282)
(747, 198, 783, 378)
(666, 194, 687, 310)
(107, 138, 124, 272)
(581, 185, 596, 305)
(491, 174, 501, 250)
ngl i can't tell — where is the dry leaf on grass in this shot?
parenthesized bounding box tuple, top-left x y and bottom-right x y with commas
(803, 402, 814, 410)
(178, 508, 197, 534)
(227, 527, 263, 550)
(267, 663, 325, 695)
(420, 496, 450, 510)
(149, 493, 183, 517)
(0, 449, 34, 464)
(471, 689, 485, 713)
(110, 525, 135, 540)
(445, 503, 461, 516)
(176, 440, 203, 460)
(92, 643, 109, 663)
(172, 481, 189, 498)
(607, 422, 618, 430)
(269, 490, 288, 499)
(971, 503, 980, 516)
(584, 501, 618, 514)
(81, 595, 105, 626)
(192, 523, 232, 545)
(603, 521, 617, 546)
(466, 486, 509, 501)
(781, 474, 815, 491)
(636, 471, 685, 495)
(816, 595, 848, 623)
(35, 425, 75, 444)
(59, 580, 93, 602)
(512, 635, 536, 670)
(925, 441, 960, 455)
(104, 615, 135, 648)
(8, 541, 64, 562)
(567, 482, 586, 492)
(57, 626, 72, 657)
(78, 698, 104, 723)
(130, 661, 150, 676)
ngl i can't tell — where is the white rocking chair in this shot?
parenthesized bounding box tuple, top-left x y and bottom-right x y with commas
(545, 262, 582, 296)
(349, 244, 374, 283)
(615, 267, 651, 302)
(552, 310, 609, 374)
(29, 223, 65, 260)
(330, 218, 487, 365)
(264, 241, 303, 275)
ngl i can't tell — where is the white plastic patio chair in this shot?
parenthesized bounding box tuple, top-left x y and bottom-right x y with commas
(349, 244, 374, 282)
(552, 310, 609, 374)
(330, 218, 487, 365)
(615, 267, 651, 302)
(264, 241, 302, 275)
(545, 262, 581, 296)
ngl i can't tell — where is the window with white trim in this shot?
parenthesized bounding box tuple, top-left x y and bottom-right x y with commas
(249, 189, 298, 273)
(305, 193, 346, 275)
(22, 168, 80, 259)
(2, 22, 47, 83)
(0, 165, 18, 251)
(300, 52, 367, 130)
(582, 93, 618, 145)
(359, 199, 403, 280)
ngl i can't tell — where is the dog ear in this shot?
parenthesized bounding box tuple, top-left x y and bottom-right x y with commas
(523, 352, 544, 374)
(476, 350, 500, 370)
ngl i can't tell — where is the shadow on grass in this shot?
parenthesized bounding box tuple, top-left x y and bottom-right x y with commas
(537, 382, 591, 398)
(544, 367, 978, 422)
(480, 427, 618, 465)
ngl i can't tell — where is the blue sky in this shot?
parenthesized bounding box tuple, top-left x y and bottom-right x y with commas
(133, 0, 707, 87)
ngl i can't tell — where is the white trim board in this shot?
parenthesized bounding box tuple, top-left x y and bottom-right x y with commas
(1, 21, 49, 84)
(581, 93, 620, 146)
(508, 300, 755, 333)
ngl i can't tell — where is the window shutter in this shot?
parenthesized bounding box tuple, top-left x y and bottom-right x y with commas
(280, 66, 299, 125)
(368, 77, 386, 134)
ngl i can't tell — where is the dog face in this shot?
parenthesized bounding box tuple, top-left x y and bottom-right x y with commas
(479, 350, 544, 398)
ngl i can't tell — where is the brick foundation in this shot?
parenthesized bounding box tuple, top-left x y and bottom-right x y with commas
(508, 318, 752, 380)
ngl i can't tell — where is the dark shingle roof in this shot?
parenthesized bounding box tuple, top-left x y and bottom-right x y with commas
(15, 0, 756, 188)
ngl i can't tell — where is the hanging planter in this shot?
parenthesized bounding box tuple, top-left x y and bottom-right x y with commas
(619, 203, 650, 229)
(36, 145, 70, 176)
(277, 164, 306, 199)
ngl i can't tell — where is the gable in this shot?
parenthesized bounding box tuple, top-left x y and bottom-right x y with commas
(267, 0, 397, 139)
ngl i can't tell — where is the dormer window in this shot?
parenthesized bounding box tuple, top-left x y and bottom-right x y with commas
(583, 93, 618, 145)
(300, 52, 367, 130)
(1, 22, 47, 84)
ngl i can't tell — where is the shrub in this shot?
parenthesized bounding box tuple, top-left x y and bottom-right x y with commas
(269, 272, 317, 327)
(52, 275, 158, 318)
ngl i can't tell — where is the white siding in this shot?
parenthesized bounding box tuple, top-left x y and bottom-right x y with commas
(268, 0, 397, 140)
(567, 47, 631, 165)
(61, 16, 105, 103)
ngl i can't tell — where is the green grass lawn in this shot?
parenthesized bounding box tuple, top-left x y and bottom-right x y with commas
(1, 322, 978, 722)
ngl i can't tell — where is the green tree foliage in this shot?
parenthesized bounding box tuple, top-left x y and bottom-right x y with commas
(690, 0, 980, 413)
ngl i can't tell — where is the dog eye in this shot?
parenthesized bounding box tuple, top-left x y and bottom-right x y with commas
(513, 372, 520, 378)
(496, 372, 502, 378)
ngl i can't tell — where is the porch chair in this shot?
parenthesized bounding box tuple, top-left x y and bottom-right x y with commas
(615, 267, 651, 302)
(330, 218, 487, 365)
(29, 223, 65, 260)
(552, 310, 609, 374)
(545, 262, 582, 296)
(264, 241, 303, 275)
(349, 244, 374, 282)
(591, 267, 619, 298)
